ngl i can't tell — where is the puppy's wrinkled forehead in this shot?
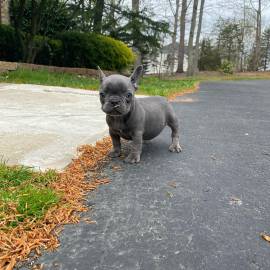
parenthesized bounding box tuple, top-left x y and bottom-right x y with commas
(101, 75, 132, 94)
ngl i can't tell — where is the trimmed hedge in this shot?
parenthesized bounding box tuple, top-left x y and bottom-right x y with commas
(0, 24, 21, 61)
(34, 36, 63, 66)
(56, 31, 135, 70)
(0, 25, 135, 71)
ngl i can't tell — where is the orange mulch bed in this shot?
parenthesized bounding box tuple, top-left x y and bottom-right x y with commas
(168, 82, 200, 101)
(0, 137, 112, 270)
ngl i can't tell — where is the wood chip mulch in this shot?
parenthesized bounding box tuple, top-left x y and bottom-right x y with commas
(0, 137, 112, 270)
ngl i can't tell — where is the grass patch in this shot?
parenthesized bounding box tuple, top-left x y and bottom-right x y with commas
(1, 67, 270, 98)
(0, 68, 99, 90)
(0, 138, 112, 270)
(17, 185, 59, 219)
(0, 68, 198, 97)
(139, 77, 197, 97)
(0, 163, 60, 226)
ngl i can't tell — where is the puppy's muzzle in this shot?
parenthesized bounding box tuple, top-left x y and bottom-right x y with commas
(109, 96, 122, 107)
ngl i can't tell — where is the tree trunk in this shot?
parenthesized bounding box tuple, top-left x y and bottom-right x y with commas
(93, 0, 104, 33)
(109, 0, 116, 35)
(11, 0, 27, 59)
(132, 0, 139, 11)
(24, 0, 47, 63)
(132, 0, 141, 66)
(252, 0, 261, 71)
(170, 0, 180, 75)
(186, 0, 199, 76)
(240, 0, 246, 71)
(193, 0, 205, 74)
(264, 36, 270, 71)
(176, 0, 187, 73)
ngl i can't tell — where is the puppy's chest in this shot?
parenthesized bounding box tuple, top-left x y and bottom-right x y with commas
(107, 118, 132, 139)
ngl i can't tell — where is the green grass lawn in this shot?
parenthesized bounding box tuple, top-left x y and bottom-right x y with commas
(0, 68, 100, 90)
(1, 67, 269, 98)
(0, 68, 197, 97)
(0, 162, 60, 228)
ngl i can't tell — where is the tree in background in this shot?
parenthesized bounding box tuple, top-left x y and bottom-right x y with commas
(198, 39, 221, 71)
(115, 7, 169, 70)
(193, 0, 205, 74)
(250, 0, 262, 71)
(11, 0, 74, 37)
(8, 0, 168, 68)
(260, 27, 270, 70)
(168, 0, 180, 74)
(186, 0, 199, 76)
(176, 0, 188, 73)
(93, 0, 105, 33)
(10, 0, 49, 62)
(5, 0, 270, 72)
(216, 19, 243, 71)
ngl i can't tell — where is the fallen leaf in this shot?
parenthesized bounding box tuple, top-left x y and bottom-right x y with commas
(168, 181, 177, 188)
(261, 234, 270, 243)
(82, 218, 97, 224)
(111, 165, 122, 171)
(32, 263, 44, 270)
(229, 197, 242, 206)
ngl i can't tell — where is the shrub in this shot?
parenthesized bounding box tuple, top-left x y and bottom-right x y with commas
(0, 24, 21, 61)
(56, 31, 135, 71)
(34, 36, 63, 65)
(220, 60, 234, 74)
(0, 26, 135, 71)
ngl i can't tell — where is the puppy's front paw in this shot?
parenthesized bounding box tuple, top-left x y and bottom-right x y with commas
(124, 153, 141, 164)
(108, 149, 121, 158)
(169, 143, 182, 153)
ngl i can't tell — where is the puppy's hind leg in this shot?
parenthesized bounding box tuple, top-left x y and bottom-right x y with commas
(167, 105, 182, 153)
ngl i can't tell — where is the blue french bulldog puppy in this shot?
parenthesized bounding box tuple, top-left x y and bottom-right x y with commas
(98, 65, 182, 163)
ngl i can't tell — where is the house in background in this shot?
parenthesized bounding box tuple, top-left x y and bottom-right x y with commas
(146, 42, 188, 74)
(0, 0, 10, 24)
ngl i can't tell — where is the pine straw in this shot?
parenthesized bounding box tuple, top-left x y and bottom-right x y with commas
(168, 82, 200, 101)
(0, 137, 112, 270)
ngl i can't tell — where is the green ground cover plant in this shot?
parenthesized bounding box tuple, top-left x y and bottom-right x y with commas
(0, 162, 60, 227)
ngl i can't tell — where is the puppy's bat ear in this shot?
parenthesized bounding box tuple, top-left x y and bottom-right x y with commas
(97, 66, 106, 82)
(130, 65, 143, 90)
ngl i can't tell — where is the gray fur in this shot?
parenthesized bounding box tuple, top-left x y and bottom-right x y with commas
(98, 66, 182, 163)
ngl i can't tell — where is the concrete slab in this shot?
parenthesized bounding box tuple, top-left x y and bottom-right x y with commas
(0, 83, 108, 171)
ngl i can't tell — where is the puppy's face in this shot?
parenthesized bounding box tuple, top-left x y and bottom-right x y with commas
(98, 66, 143, 116)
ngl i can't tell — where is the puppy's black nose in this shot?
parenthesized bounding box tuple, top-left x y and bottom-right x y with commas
(110, 100, 119, 106)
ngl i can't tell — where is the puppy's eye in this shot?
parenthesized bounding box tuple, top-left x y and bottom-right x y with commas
(126, 93, 132, 98)
(99, 92, 105, 98)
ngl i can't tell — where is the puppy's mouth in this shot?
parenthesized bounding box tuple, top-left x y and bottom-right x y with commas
(102, 104, 125, 116)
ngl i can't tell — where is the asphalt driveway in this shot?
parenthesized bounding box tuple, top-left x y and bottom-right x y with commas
(35, 80, 270, 270)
